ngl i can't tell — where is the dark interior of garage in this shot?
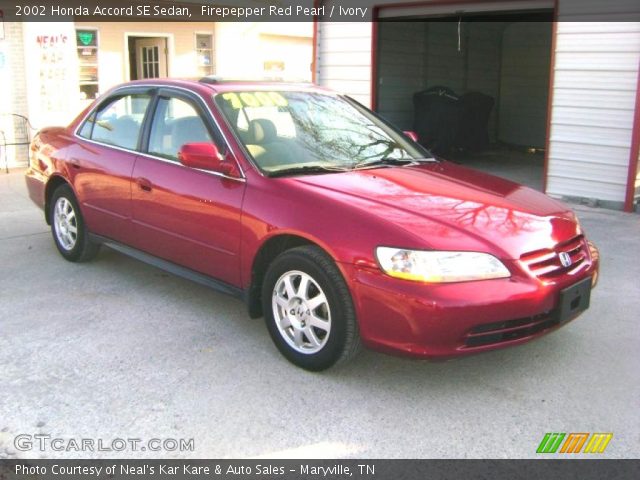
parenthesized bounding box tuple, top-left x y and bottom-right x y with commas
(375, 12, 553, 190)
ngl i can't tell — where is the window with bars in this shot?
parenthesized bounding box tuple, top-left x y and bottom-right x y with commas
(141, 46, 160, 79)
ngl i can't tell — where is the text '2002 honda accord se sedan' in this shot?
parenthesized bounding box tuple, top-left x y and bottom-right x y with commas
(26, 78, 599, 370)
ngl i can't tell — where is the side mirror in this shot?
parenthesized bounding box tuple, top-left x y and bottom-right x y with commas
(403, 131, 419, 142)
(178, 143, 238, 176)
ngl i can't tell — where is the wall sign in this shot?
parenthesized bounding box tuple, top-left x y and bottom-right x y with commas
(22, 22, 80, 126)
(78, 31, 94, 46)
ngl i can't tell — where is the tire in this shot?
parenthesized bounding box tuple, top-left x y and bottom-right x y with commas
(50, 184, 100, 262)
(262, 245, 361, 371)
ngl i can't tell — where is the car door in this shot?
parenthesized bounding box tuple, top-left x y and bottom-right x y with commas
(130, 88, 246, 287)
(70, 89, 153, 245)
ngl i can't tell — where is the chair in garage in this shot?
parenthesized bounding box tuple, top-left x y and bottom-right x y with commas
(413, 87, 461, 155)
(456, 92, 495, 153)
(0, 113, 35, 173)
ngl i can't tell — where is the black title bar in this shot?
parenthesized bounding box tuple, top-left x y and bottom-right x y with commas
(0, 1, 374, 22)
(0, 0, 639, 22)
(1, 460, 639, 480)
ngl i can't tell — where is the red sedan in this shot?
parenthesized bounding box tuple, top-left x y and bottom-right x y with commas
(25, 79, 599, 370)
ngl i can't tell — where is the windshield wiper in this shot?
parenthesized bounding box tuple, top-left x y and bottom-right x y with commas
(267, 165, 349, 178)
(353, 157, 431, 170)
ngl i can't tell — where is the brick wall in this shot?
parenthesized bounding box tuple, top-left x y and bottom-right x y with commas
(0, 22, 29, 169)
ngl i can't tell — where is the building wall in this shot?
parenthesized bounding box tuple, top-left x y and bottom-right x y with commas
(74, 21, 216, 94)
(2, 22, 80, 168)
(0, 22, 29, 168)
(1, 21, 311, 169)
(0, 23, 27, 118)
(316, 21, 372, 106)
(73, 22, 312, 93)
(22, 22, 81, 128)
(258, 33, 313, 80)
(216, 22, 312, 80)
(546, 22, 640, 205)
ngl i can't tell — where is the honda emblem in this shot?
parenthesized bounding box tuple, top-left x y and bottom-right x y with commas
(559, 252, 572, 267)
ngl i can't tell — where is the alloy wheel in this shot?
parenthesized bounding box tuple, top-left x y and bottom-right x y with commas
(53, 197, 78, 251)
(271, 270, 332, 354)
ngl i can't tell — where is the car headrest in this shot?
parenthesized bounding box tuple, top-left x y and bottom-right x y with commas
(248, 119, 277, 144)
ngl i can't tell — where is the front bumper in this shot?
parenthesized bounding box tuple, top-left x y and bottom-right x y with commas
(341, 252, 598, 359)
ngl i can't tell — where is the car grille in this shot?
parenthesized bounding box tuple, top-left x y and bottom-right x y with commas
(519, 235, 588, 281)
(464, 312, 557, 348)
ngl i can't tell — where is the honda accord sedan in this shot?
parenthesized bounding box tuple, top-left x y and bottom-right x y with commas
(25, 78, 599, 370)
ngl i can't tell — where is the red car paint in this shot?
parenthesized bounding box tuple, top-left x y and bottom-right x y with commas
(25, 79, 599, 359)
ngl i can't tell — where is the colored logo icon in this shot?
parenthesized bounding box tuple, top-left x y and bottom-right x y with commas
(537, 432, 612, 454)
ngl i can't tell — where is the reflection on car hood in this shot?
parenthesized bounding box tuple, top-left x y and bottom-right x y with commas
(294, 161, 580, 259)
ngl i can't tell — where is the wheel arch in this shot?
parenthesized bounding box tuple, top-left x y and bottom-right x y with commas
(247, 233, 333, 319)
(44, 175, 72, 225)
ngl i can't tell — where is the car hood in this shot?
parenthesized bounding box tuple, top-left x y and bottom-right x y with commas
(293, 161, 580, 259)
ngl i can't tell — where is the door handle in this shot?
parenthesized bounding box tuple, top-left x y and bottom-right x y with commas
(69, 157, 82, 169)
(136, 177, 153, 192)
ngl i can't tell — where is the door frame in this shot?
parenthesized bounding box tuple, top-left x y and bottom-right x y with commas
(124, 32, 174, 81)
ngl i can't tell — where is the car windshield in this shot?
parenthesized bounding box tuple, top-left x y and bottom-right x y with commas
(214, 90, 433, 176)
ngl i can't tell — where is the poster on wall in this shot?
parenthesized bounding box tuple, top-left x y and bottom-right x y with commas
(22, 22, 80, 127)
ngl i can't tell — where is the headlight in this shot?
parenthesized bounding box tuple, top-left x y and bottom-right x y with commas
(375, 247, 511, 283)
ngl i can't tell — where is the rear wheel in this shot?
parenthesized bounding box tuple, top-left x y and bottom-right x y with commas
(50, 184, 99, 262)
(262, 246, 360, 371)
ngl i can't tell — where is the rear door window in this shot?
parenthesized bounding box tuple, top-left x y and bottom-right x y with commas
(83, 94, 151, 150)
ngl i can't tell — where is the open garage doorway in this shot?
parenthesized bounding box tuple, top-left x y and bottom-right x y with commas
(375, 10, 554, 190)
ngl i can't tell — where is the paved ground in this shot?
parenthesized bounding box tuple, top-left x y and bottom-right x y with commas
(1, 169, 638, 459)
(448, 147, 545, 191)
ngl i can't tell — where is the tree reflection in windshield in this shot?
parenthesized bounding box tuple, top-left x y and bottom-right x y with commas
(215, 91, 425, 173)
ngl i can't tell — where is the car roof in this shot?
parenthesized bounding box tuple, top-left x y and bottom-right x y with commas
(121, 78, 334, 95)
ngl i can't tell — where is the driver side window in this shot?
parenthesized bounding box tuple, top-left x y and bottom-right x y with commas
(148, 97, 213, 162)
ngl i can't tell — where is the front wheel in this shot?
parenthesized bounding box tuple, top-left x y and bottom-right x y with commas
(262, 246, 361, 371)
(50, 184, 100, 262)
